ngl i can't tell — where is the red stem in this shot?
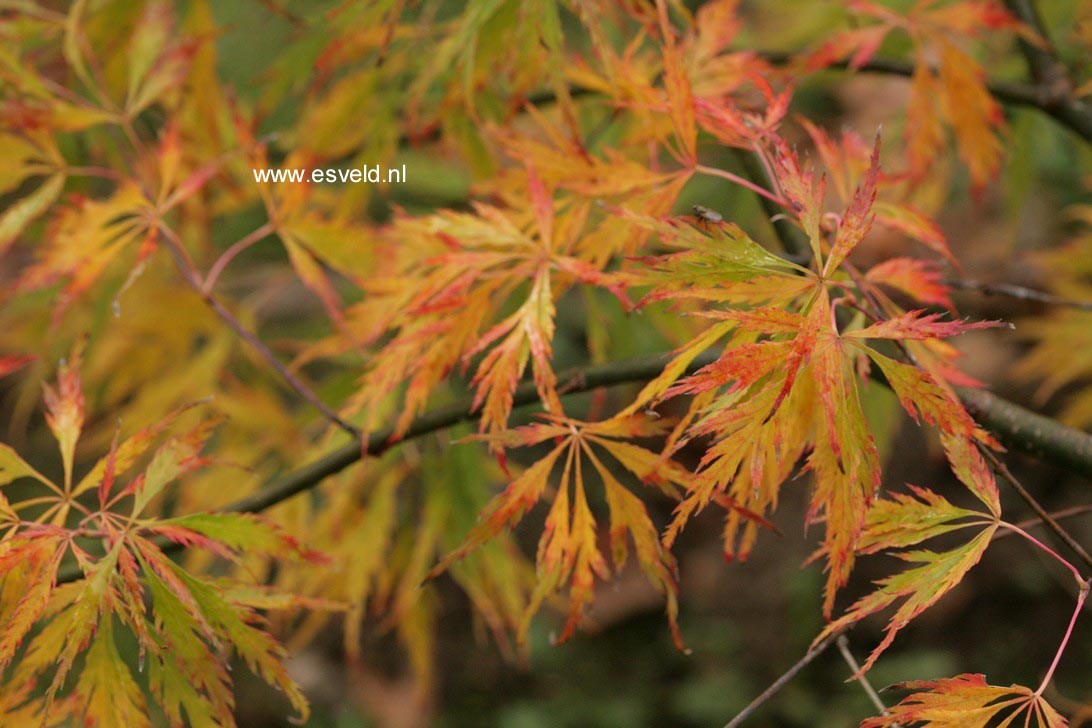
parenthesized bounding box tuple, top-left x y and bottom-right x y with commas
(203, 222, 275, 293)
(1002, 521, 1085, 586)
(695, 164, 790, 207)
(1001, 522, 1089, 696)
(1036, 578, 1089, 696)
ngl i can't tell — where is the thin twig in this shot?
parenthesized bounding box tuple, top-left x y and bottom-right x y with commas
(724, 627, 849, 728)
(993, 503, 1092, 540)
(982, 446, 1092, 571)
(836, 635, 895, 725)
(946, 278, 1092, 311)
(156, 222, 361, 439)
(757, 50, 1046, 110)
(374, 46, 1091, 155)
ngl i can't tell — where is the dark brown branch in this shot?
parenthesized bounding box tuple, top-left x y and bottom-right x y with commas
(757, 48, 1092, 143)
(391, 46, 1089, 154)
(1002, 0, 1092, 143)
(946, 278, 1092, 312)
(56, 350, 721, 584)
(49, 327, 1092, 588)
(959, 387, 1092, 482)
(757, 51, 1044, 110)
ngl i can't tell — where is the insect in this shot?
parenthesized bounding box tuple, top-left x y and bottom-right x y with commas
(692, 204, 723, 225)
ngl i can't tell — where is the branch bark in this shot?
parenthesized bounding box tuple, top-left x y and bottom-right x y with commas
(1000, 0, 1092, 143)
(55, 342, 1092, 586)
(56, 350, 719, 584)
(960, 387, 1092, 481)
(757, 48, 1092, 144)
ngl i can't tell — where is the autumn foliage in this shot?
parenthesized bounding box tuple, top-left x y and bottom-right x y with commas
(0, 0, 1090, 725)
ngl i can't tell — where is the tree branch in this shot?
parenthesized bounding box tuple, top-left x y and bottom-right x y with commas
(994, 503, 1092, 540)
(56, 350, 720, 584)
(757, 48, 1092, 143)
(52, 340, 1092, 586)
(1001, 0, 1092, 143)
(376, 45, 1091, 156)
(946, 278, 1092, 312)
(959, 387, 1092, 481)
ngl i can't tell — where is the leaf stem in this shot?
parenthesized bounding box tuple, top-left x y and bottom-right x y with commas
(983, 446, 1092, 572)
(1000, 520, 1085, 586)
(695, 164, 790, 208)
(1035, 577, 1089, 696)
(202, 222, 276, 294)
(731, 150, 810, 259)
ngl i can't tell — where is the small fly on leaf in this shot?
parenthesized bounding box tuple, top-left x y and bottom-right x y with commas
(692, 204, 723, 225)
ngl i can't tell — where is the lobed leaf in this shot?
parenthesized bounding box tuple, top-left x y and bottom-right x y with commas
(861, 673, 1067, 727)
(817, 525, 997, 674)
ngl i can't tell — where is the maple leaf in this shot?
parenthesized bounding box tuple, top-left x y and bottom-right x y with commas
(41, 342, 85, 491)
(336, 159, 639, 439)
(431, 414, 690, 650)
(800, 119, 958, 266)
(807, 0, 1033, 191)
(861, 674, 1068, 728)
(16, 124, 220, 322)
(864, 258, 954, 309)
(123, 2, 197, 118)
(1013, 202, 1092, 426)
(0, 355, 323, 726)
(621, 132, 1004, 614)
(815, 436, 1002, 674)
